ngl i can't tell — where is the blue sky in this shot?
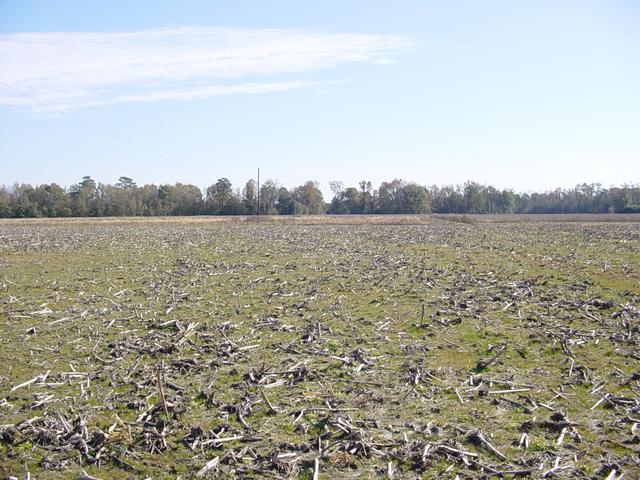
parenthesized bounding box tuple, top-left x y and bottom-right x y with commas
(1, 0, 639, 197)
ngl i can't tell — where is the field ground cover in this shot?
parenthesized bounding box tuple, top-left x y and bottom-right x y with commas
(1, 213, 640, 226)
(0, 220, 638, 478)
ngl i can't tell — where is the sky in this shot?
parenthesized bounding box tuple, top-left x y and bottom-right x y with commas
(1, 0, 639, 198)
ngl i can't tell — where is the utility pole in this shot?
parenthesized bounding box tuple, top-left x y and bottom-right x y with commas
(257, 167, 260, 216)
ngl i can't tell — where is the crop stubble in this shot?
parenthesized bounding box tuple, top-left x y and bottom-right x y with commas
(0, 220, 638, 478)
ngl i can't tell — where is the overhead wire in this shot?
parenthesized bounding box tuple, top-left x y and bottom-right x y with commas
(0, 31, 176, 165)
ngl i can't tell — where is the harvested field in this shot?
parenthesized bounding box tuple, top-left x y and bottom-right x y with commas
(1, 213, 639, 227)
(0, 220, 639, 478)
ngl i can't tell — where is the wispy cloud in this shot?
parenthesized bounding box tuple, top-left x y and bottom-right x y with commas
(0, 27, 411, 111)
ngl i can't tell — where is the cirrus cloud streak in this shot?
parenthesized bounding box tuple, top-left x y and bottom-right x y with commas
(0, 27, 411, 112)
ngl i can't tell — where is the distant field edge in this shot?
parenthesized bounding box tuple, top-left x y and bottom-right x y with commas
(1, 213, 640, 225)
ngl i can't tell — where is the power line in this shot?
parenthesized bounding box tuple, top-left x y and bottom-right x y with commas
(0, 30, 95, 89)
(1, 31, 177, 164)
(0, 78, 175, 165)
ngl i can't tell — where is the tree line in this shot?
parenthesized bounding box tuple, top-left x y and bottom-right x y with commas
(0, 176, 638, 218)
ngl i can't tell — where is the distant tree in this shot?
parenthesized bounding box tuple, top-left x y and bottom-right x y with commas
(103, 183, 136, 216)
(242, 179, 257, 214)
(293, 181, 325, 214)
(500, 190, 516, 214)
(206, 178, 235, 214)
(172, 183, 204, 215)
(69, 176, 99, 216)
(377, 179, 405, 213)
(328, 191, 348, 214)
(359, 180, 372, 213)
(157, 183, 203, 215)
(343, 187, 361, 213)
(158, 184, 176, 215)
(463, 181, 485, 214)
(0, 186, 11, 217)
(9, 183, 38, 218)
(32, 183, 69, 217)
(1, 176, 638, 217)
(276, 187, 296, 215)
(329, 181, 344, 197)
(259, 179, 279, 215)
(328, 181, 347, 214)
(116, 176, 136, 190)
(80, 176, 95, 190)
(401, 183, 429, 213)
(138, 184, 162, 216)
